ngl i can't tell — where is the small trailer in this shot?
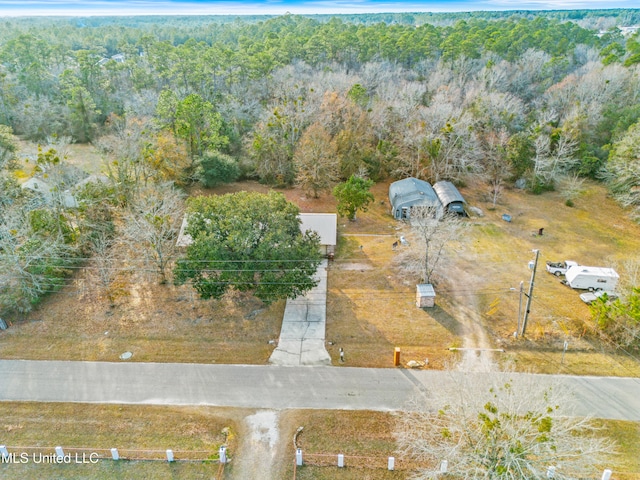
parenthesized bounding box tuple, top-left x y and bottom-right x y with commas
(546, 260, 579, 276)
(564, 266, 619, 292)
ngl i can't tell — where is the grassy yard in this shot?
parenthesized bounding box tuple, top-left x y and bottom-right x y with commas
(2, 175, 640, 376)
(6, 109, 640, 480)
(0, 402, 240, 480)
(276, 409, 640, 480)
(1, 403, 638, 480)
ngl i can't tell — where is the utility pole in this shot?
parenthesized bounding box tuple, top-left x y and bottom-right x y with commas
(521, 249, 540, 337)
(516, 280, 524, 338)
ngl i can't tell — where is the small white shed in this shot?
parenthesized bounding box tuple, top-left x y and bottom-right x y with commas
(416, 284, 436, 308)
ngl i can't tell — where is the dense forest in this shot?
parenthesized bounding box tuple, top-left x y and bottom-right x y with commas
(0, 11, 639, 333)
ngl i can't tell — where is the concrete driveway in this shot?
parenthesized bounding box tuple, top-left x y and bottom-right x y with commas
(269, 260, 331, 366)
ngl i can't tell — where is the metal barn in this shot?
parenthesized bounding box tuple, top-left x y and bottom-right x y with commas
(389, 177, 442, 220)
(433, 181, 466, 216)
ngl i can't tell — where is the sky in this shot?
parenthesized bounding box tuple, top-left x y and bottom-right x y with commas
(0, 0, 637, 17)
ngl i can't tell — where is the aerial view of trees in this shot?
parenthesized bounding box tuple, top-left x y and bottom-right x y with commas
(174, 191, 322, 303)
(0, 9, 639, 334)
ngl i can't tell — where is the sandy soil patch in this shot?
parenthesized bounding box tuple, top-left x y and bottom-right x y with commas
(232, 410, 280, 480)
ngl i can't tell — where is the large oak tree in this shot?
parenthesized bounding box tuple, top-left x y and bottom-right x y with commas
(174, 191, 322, 303)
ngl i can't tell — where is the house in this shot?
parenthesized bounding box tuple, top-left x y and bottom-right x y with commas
(21, 177, 78, 208)
(389, 177, 442, 220)
(433, 180, 466, 216)
(298, 213, 337, 257)
(177, 213, 337, 257)
(97, 53, 126, 66)
(21, 169, 106, 209)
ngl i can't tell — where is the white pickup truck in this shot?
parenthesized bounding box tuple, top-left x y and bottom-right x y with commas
(546, 260, 579, 276)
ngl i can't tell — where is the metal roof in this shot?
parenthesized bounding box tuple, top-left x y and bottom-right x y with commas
(389, 177, 439, 208)
(298, 213, 337, 246)
(433, 181, 465, 207)
(416, 284, 436, 297)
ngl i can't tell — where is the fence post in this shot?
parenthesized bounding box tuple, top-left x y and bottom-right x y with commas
(219, 446, 227, 464)
(337, 453, 344, 467)
(388, 456, 395, 471)
(55, 446, 64, 460)
(110, 448, 119, 460)
(166, 449, 174, 462)
(296, 448, 303, 466)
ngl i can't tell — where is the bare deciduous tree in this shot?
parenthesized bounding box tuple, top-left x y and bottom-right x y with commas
(0, 207, 72, 313)
(398, 207, 467, 285)
(531, 127, 580, 186)
(294, 122, 339, 198)
(97, 115, 155, 202)
(479, 129, 511, 207)
(121, 182, 185, 284)
(395, 369, 615, 480)
(558, 173, 585, 206)
(85, 230, 126, 307)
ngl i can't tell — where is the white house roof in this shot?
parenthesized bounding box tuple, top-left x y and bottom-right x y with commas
(298, 213, 337, 246)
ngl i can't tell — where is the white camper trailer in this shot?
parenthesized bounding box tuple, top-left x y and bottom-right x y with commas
(564, 266, 619, 292)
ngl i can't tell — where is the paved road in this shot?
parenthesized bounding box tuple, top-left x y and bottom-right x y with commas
(1, 360, 639, 420)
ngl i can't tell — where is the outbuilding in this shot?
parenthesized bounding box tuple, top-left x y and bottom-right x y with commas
(416, 283, 436, 308)
(433, 180, 466, 216)
(389, 177, 442, 220)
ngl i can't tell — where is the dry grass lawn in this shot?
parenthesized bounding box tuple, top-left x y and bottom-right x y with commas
(0, 402, 240, 479)
(1, 403, 638, 480)
(276, 409, 640, 480)
(3, 140, 640, 375)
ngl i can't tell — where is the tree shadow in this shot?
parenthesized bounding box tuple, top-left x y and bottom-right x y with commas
(426, 304, 470, 337)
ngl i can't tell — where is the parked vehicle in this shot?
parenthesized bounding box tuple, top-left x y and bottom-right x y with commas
(546, 260, 579, 276)
(563, 266, 619, 292)
(580, 290, 618, 305)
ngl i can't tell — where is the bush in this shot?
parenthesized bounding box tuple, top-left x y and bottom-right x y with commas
(198, 151, 240, 188)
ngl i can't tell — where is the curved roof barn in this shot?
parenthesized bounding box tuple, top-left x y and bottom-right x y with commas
(389, 177, 442, 220)
(433, 180, 466, 215)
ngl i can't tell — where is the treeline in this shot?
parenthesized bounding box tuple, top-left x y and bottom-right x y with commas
(0, 12, 639, 336)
